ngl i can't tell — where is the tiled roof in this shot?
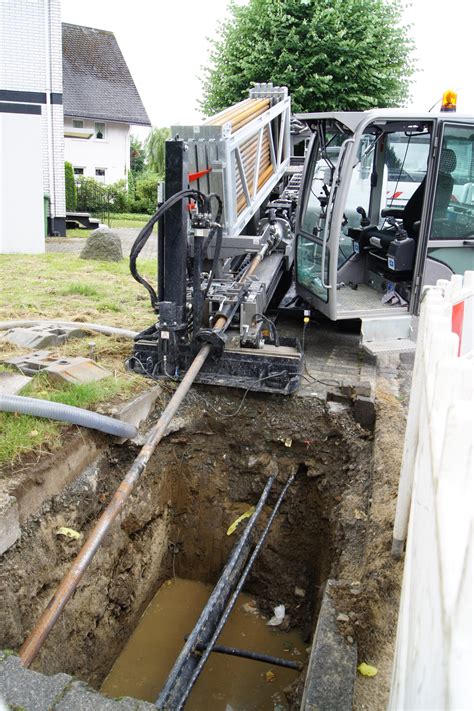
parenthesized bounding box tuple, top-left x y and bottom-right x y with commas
(62, 23, 151, 126)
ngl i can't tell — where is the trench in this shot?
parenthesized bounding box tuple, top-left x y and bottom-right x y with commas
(0, 389, 373, 709)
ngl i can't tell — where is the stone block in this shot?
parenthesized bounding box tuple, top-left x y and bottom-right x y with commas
(353, 395, 376, 431)
(0, 325, 86, 350)
(80, 228, 123, 262)
(4, 351, 111, 385)
(0, 494, 20, 555)
(0, 371, 32, 395)
(300, 580, 357, 711)
(45, 356, 111, 385)
(0, 654, 71, 711)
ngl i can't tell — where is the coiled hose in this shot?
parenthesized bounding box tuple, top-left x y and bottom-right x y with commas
(0, 395, 138, 439)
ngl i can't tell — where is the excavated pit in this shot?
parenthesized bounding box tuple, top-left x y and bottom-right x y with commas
(0, 389, 373, 707)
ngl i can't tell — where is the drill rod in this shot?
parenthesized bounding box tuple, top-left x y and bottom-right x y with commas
(19, 247, 270, 668)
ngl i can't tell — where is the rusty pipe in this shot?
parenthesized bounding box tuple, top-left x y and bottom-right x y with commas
(19, 243, 270, 668)
(19, 343, 212, 668)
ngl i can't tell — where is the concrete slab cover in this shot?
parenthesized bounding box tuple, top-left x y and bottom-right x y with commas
(0, 372, 32, 395)
(4, 351, 111, 384)
(0, 325, 86, 349)
(0, 494, 20, 555)
(0, 654, 71, 711)
(301, 580, 357, 711)
(45, 357, 111, 385)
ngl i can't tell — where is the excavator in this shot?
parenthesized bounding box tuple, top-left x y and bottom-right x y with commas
(128, 84, 474, 390)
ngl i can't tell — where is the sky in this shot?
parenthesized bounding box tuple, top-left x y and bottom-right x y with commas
(61, 0, 473, 136)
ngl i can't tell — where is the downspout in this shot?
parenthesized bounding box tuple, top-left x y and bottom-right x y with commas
(44, 0, 56, 235)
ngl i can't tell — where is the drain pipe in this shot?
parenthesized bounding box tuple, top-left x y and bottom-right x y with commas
(18, 249, 268, 668)
(0, 395, 137, 439)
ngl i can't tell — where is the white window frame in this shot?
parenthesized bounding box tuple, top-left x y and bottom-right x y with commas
(94, 122, 106, 140)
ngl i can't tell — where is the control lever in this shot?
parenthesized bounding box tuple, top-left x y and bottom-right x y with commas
(386, 216, 409, 240)
(356, 206, 370, 227)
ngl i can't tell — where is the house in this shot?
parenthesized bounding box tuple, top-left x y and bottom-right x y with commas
(0, 3, 150, 253)
(0, 0, 65, 250)
(62, 23, 151, 185)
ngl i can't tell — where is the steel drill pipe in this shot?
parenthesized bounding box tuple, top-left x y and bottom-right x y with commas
(19, 244, 270, 668)
(19, 343, 212, 668)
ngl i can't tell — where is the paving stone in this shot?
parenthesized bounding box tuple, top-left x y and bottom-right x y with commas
(0, 655, 72, 711)
(55, 681, 154, 710)
(4, 351, 111, 385)
(0, 494, 20, 555)
(0, 325, 86, 350)
(0, 371, 31, 395)
(300, 581, 357, 711)
(353, 395, 376, 431)
(44, 357, 111, 385)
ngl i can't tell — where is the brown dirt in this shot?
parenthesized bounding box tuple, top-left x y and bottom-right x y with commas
(0, 389, 373, 699)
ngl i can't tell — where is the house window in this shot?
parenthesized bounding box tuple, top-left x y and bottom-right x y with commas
(95, 122, 106, 140)
(95, 168, 106, 177)
(73, 167, 84, 175)
(72, 120, 84, 129)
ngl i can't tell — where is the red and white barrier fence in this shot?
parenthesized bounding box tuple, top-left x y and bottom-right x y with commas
(389, 272, 473, 710)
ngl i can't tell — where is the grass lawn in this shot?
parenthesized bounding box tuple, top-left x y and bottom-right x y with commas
(0, 254, 159, 466)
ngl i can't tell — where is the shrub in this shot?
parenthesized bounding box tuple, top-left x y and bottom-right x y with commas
(130, 173, 160, 214)
(64, 162, 76, 211)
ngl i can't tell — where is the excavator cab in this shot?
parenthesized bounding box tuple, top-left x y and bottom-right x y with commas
(294, 111, 474, 323)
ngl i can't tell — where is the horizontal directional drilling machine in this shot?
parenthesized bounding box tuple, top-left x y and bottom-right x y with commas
(129, 83, 474, 388)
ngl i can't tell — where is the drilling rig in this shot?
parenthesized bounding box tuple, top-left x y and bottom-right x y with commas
(129, 84, 304, 394)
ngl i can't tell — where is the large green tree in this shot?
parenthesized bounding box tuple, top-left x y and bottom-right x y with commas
(201, 0, 415, 115)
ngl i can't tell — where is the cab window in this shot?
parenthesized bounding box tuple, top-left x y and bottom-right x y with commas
(430, 125, 474, 240)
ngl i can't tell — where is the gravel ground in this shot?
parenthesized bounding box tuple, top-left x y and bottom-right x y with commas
(45, 227, 157, 258)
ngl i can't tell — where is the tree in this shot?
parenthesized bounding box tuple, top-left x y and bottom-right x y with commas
(130, 134, 146, 174)
(145, 127, 171, 179)
(64, 161, 76, 211)
(201, 0, 415, 116)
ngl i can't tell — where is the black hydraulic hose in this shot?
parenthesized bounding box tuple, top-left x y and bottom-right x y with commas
(172, 472, 295, 710)
(184, 638, 303, 671)
(129, 189, 209, 309)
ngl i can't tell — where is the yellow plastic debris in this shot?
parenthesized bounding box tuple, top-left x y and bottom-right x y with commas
(29, 430, 39, 438)
(358, 662, 378, 677)
(56, 527, 82, 540)
(265, 670, 276, 682)
(226, 507, 255, 536)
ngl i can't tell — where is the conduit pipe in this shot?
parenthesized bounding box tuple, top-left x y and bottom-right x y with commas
(0, 321, 138, 339)
(0, 395, 137, 440)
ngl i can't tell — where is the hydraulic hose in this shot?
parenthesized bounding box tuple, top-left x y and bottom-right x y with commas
(0, 320, 137, 339)
(0, 395, 137, 439)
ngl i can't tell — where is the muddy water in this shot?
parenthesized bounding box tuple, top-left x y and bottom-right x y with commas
(101, 578, 307, 710)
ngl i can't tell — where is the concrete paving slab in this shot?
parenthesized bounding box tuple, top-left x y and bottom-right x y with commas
(1, 325, 86, 350)
(4, 351, 111, 384)
(0, 371, 32, 395)
(0, 654, 71, 711)
(0, 494, 20, 555)
(45, 356, 111, 385)
(301, 580, 357, 710)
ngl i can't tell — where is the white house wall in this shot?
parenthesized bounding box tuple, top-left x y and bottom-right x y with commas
(0, 0, 66, 238)
(0, 112, 45, 254)
(64, 118, 131, 185)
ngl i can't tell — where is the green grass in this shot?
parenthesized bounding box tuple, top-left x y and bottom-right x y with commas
(0, 373, 142, 467)
(0, 254, 159, 467)
(0, 253, 157, 328)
